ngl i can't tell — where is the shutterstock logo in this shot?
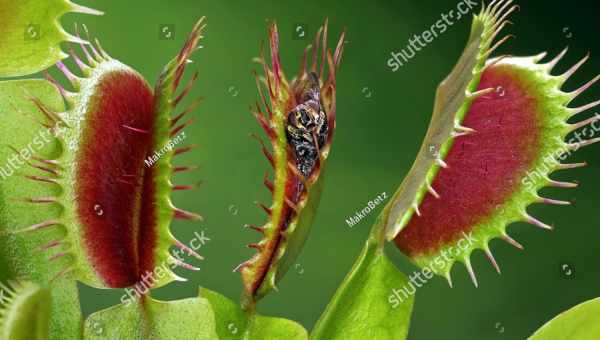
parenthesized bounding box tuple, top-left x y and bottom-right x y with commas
(387, 0, 479, 72)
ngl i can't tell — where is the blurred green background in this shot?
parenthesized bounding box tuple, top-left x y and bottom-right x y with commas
(5, 0, 600, 339)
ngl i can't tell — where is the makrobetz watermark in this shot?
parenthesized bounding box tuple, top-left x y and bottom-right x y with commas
(346, 192, 388, 227)
(144, 131, 186, 167)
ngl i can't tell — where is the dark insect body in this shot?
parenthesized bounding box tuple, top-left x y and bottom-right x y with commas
(285, 72, 328, 177)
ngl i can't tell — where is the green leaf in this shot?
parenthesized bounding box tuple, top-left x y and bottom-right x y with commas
(311, 217, 414, 340)
(0, 79, 82, 339)
(0, 0, 102, 77)
(201, 287, 308, 340)
(0, 281, 51, 340)
(83, 295, 218, 340)
(529, 297, 600, 340)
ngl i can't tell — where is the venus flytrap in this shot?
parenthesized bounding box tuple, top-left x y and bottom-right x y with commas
(384, 0, 518, 243)
(0, 15, 216, 339)
(78, 19, 218, 339)
(236, 19, 345, 304)
(312, 1, 516, 336)
(7, 17, 206, 291)
(313, 0, 599, 338)
(392, 33, 600, 288)
(200, 19, 345, 340)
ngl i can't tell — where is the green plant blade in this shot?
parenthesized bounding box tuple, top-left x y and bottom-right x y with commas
(83, 295, 218, 340)
(311, 217, 414, 340)
(200, 287, 308, 340)
(0, 281, 51, 340)
(529, 297, 600, 340)
(0, 0, 102, 77)
(0, 79, 82, 340)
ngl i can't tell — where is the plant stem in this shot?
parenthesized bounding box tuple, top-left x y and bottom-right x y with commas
(310, 207, 414, 339)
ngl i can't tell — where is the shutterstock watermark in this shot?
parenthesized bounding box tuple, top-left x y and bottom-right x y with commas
(387, 0, 479, 71)
(0, 118, 69, 181)
(388, 231, 478, 308)
(522, 113, 600, 190)
(0, 128, 53, 180)
(120, 229, 210, 306)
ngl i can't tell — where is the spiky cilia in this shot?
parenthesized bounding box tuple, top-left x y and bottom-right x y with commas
(237, 20, 345, 301)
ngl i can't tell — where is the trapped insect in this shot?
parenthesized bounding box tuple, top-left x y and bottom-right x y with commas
(285, 72, 329, 177)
